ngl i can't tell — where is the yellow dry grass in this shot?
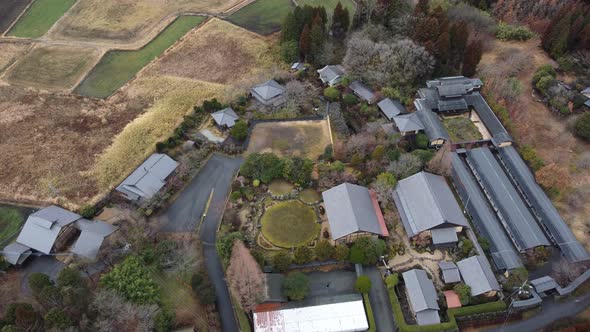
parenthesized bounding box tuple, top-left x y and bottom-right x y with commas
(51, 0, 242, 43)
(0, 41, 31, 74)
(4, 44, 100, 91)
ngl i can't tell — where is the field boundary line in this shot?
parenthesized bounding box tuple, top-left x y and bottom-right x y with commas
(1, 0, 36, 38)
(0, 42, 38, 82)
(68, 48, 107, 93)
(43, 0, 80, 39)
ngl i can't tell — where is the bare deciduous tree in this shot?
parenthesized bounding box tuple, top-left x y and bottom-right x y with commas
(226, 240, 265, 312)
(426, 142, 452, 176)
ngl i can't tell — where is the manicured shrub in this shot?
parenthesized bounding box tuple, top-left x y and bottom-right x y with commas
(453, 283, 471, 305)
(574, 113, 590, 141)
(355, 275, 372, 293)
(343, 93, 358, 106)
(415, 133, 429, 149)
(230, 121, 248, 141)
(272, 251, 293, 272)
(314, 240, 334, 261)
(293, 246, 313, 265)
(44, 308, 71, 329)
(333, 244, 349, 261)
(324, 87, 340, 101)
(28, 273, 52, 295)
(282, 272, 310, 301)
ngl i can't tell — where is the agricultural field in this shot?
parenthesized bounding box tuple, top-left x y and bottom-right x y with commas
(50, 0, 241, 43)
(0, 206, 25, 246)
(8, 0, 76, 38)
(247, 120, 332, 159)
(5, 45, 101, 91)
(228, 0, 294, 35)
(260, 200, 319, 248)
(442, 116, 483, 142)
(75, 15, 206, 98)
(297, 0, 356, 16)
(0, 41, 31, 74)
(0, 0, 33, 34)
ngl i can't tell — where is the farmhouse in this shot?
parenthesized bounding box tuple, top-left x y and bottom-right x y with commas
(317, 65, 346, 86)
(393, 172, 468, 246)
(402, 269, 440, 326)
(251, 79, 286, 106)
(211, 107, 239, 129)
(349, 81, 376, 104)
(116, 153, 179, 201)
(456, 255, 500, 297)
(322, 183, 389, 243)
(438, 261, 461, 284)
(253, 294, 368, 332)
(392, 112, 424, 136)
(378, 98, 406, 120)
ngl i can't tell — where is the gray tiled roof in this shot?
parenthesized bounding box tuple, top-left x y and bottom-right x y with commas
(393, 172, 468, 238)
(463, 93, 512, 146)
(378, 98, 405, 120)
(431, 228, 459, 245)
(437, 85, 468, 98)
(530, 276, 558, 293)
(2, 242, 32, 265)
(466, 147, 549, 250)
(211, 108, 239, 128)
(349, 81, 376, 103)
(416, 310, 441, 326)
(317, 65, 346, 85)
(585, 99, 590, 108)
(438, 261, 461, 283)
(71, 219, 117, 260)
(402, 269, 440, 325)
(252, 80, 285, 100)
(116, 153, 179, 200)
(438, 98, 468, 112)
(456, 255, 500, 296)
(322, 183, 387, 240)
(450, 153, 523, 270)
(393, 113, 424, 132)
(16, 206, 81, 254)
(498, 146, 589, 262)
(415, 108, 449, 141)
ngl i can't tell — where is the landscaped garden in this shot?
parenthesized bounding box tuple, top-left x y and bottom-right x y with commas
(442, 116, 483, 143)
(260, 200, 319, 248)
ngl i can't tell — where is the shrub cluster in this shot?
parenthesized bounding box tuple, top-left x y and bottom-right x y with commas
(240, 153, 313, 186)
(496, 22, 534, 41)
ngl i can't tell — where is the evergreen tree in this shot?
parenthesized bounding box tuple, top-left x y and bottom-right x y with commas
(309, 14, 326, 65)
(299, 24, 312, 59)
(436, 30, 450, 68)
(281, 12, 300, 43)
(450, 22, 469, 67)
(331, 2, 350, 40)
(462, 40, 482, 77)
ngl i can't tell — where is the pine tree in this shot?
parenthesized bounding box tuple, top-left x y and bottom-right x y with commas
(462, 40, 482, 77)
(450, 22, 469, 67)
(299, 24, 311, 59)
(309, 14, 326, 65)
(281, 12, 299, 43)
(436, 30, 450, 66)
(331, 2, 350, 40)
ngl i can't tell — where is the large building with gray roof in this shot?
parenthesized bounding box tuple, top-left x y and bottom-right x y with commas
(322, 183, 389, 243)
(393, 172, 468, 246)
(211, 107, 239, 128)
(378, 98, 406, 120)
(16, 205, 81, 254)
(456, 255, 500, 297)
(402, 269, 440, 326)
(498, 146, 589, 262)
(465, 147, 550, 251)
(415, 107, 448, 146)
(116, 153, 179, 201)
(349, 81, 376, 104)
(251, 79, 286, 106)
(392, 113, 424, 136)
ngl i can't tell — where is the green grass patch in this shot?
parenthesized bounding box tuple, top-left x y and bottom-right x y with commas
(75, 15, 205, 98)
(261, 200, 319, 248)
(297, 0, 356, 16)
(442, 116, 483, 143)
(268, 180, 294, 196)
(0, 207, 24, 245)
(227, 0, 293, 35)
(8, 0, 76, 38)
(235, 298, 252, 332)
(363, 294, 376, 332)
(299, 188, 321, 204)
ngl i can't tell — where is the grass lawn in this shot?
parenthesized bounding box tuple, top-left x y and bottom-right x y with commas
(8, 0, 76, 38)
(0, 207, 24, 245)
(269, 180, 294, 196)
(6, 45, 100, 90)
(261, 200, 319, 248)
(300, 188, 321, 204)
(297, 0, 356, 16)
(442, 116, 483, 142)
(75, 15, 205, 98)
(154, 272, 208, 330)
(227, 0, 293, 35)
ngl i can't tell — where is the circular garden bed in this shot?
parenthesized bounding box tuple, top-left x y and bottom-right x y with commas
(299, 188, 321, 204)
(260, 200, 319, 248)
(268, 180, 294, 196)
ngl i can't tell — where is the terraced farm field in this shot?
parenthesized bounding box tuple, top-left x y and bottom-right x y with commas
(0, 41, 31, 73)
(75, 15, 206, 98)
(0, 0, 33, 34)
(228, 0, 293, 34)
(8, 0, 76, 38)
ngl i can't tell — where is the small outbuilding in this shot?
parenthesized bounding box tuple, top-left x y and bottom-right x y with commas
(378, 98, 406, 120)
(402, 269, 440, 326)
(438, 261, 461, 284)
(116, 153, 179, 201)
(584, 99, 590, 108)
(456, 255, 500, 297)
(211, 107, 239, 129)
(317, 65, 346, 86)
(251, 79, 286, 106)
(2, 242, 32, 265)
(581, 86, 590, 98)
(291, 62, 306, 72)
(349, 81, 376, 104)
(530, 276, 558, 296)
(392, 113, 424, 136)
(443, 290, 462, 309)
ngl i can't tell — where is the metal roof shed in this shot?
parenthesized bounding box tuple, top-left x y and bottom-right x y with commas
(378, 98, 406, 120)
(2, 242, 32, 265)
(450, 153, 523, 270)
(317, 65, 346, 86)
(438, 261, 461, 283)
(211, 108, 239, 128)
(402, 269, 440, 326)
(466, 148, 550, 251)
(456, 255, 500, 296)
(116, 153, 179, 201)
(530, 276, 558, 294)
(498, 146, 590, 263)
(349, 81, 376, 104)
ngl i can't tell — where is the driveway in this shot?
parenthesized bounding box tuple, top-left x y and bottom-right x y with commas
(20, 256, 65, 295)
(160, 153, 242, 332)
(306, 270, 356, 298)
(366, 266, 398, 332)
(160, 154, 243, 232)
(486, 293, 590, 332)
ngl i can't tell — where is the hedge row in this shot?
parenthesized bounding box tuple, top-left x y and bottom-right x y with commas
(363, 294, 376, 332)
(385, 274, 506, 332)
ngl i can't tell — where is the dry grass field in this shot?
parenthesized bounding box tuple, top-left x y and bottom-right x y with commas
(247, 120, 332, 159)
(4, 45, 101, 91)
(50, 0, 242, 43)
(0, 41, 31, 74)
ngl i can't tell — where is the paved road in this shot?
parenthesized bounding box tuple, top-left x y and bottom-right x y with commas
(160, 154, 242, 332)
(366, 266, 398, 332)
(20, 256, 65, 295)
(307, 270, 356, 298)
(487, 293, 590, 332)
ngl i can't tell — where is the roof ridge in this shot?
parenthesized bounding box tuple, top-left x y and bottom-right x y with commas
(343, 183, 362, 233)
(419, 173, 446, 226)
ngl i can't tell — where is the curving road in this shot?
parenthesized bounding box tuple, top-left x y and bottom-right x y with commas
(160, 153, 243, 332)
